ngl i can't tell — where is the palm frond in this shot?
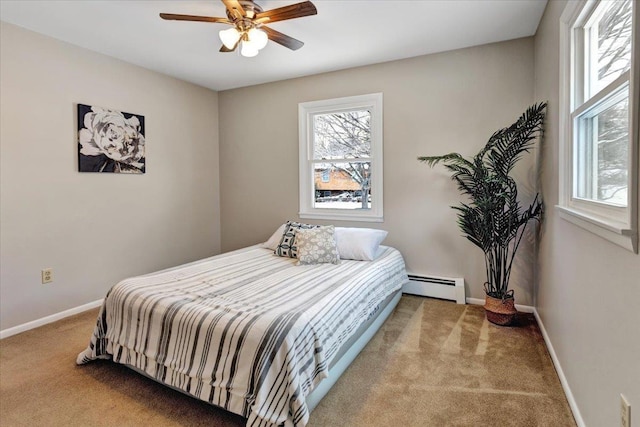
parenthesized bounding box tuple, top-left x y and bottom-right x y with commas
(418, 153, 474, 168)
(486, 103, 546, 176)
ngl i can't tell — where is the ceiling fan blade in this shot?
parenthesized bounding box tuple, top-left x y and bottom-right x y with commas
(262, 26, 304, 51)
(255, 1, 317, 24)
(159, 13, 230, 24)
(219, 39, 240, 53)
(221, 0, 246, 18)
(254, 17, 271, 25)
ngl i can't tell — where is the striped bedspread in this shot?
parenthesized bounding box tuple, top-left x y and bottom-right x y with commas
(77, 245, 408, 427)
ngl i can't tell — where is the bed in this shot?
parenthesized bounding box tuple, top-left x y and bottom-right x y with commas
(77, 243, 408, 427)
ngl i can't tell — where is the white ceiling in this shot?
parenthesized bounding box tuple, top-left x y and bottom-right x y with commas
(0, 0, 547, 91)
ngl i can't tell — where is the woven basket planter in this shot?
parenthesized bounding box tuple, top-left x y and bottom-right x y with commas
(484, 295, 517, 326)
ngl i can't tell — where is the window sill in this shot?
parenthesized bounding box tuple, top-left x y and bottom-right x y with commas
(556, 205, 638, 253)
(299, 211, 383, 223)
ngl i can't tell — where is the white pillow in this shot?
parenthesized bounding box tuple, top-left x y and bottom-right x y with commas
(262, 223, 287, 250)
(334, 227, 388, 261)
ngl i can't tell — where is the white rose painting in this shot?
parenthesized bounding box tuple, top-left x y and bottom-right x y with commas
(78, 104, 145, 173)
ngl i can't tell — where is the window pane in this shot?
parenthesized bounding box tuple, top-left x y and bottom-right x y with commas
(589, 0, 632, 95)
(313, 110, 371, 159)
(314, 162, 371, 210)
(576, 95, 628, 206)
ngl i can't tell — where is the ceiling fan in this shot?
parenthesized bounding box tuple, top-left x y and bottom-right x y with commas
(160, 0, 317, 58)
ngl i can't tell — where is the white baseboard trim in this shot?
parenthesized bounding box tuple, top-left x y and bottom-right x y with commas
(0, 299, 103, 340)
(465, 297, 535, 313)
(533, 308, 585, 427)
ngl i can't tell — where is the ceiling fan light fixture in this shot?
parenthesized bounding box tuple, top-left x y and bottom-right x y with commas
(219, 27, 241, 49)
(247, 28, 268, 50)
(240, 40, 259, 57)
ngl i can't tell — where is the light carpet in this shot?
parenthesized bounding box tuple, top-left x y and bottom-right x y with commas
(0, 295, 575, 426)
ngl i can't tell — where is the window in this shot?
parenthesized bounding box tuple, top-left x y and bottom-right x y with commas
(559, 0, 638, 252)
(299, 93, 383, 221)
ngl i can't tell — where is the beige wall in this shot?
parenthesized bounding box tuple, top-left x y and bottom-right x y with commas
(219, 38, 537, 304)
(0, 22, 221, 330)
(534, 2, 640, 426)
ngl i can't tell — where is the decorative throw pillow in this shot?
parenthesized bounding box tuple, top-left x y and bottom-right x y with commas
(334, 227, 388, 261)
(296, 226, 340, 265)
(274, 221, 319, 258)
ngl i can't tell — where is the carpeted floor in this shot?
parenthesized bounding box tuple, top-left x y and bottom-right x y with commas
(0, 295, 575, 426)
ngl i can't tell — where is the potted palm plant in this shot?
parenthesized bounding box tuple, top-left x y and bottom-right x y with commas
(418, 103, 546, 325)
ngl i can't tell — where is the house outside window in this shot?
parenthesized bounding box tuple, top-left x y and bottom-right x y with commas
(559, 0, 639, 252)
(298, 93, 383, 222)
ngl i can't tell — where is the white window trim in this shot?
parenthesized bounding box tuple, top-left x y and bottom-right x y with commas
(298, 93, 383, 222)
(559, 0, 639, 253)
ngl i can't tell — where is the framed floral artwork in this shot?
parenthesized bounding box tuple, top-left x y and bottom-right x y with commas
(77, 104, 145, 173)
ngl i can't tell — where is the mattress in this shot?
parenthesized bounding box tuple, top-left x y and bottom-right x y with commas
(77, 245, 408, 427)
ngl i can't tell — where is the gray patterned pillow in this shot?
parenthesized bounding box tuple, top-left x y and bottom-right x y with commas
(296, 225, 340, 265)
(274, 221, 318, 258)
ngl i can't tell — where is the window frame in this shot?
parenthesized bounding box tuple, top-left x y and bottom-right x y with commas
(559, 0, 639, 252)
(298, 93, 383, 222)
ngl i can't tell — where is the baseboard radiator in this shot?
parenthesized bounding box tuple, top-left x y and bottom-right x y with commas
(403, 274, 466, 304)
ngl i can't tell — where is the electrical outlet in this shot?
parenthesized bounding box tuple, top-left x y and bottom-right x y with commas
(41, 268, 53, 284)
(621, 394, 631, 427)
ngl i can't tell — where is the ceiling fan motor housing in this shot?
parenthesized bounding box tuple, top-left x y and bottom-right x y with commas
(226, 0, 263, 33)
(229, 1, 263, 20)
